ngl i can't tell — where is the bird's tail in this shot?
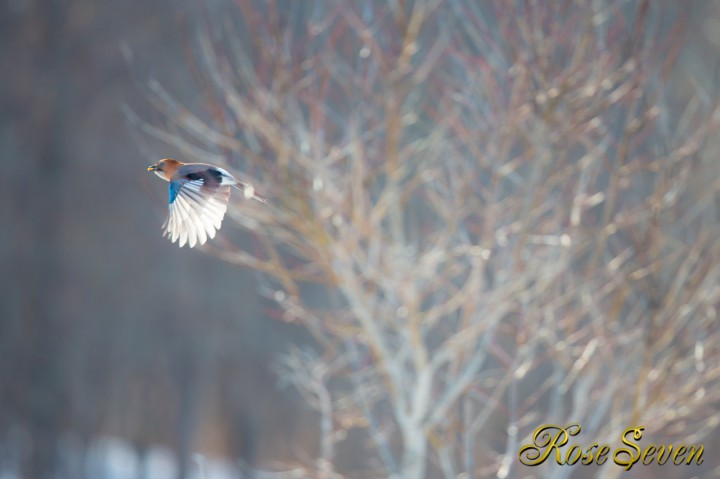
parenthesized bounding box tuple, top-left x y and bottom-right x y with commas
(234, 182, 267, 204)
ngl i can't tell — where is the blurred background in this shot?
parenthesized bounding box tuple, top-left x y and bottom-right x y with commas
(1, 0, 309, 477)
(2, 1, 720, 478)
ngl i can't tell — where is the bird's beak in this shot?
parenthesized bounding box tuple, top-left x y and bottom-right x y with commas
(147, 165, 157, 171)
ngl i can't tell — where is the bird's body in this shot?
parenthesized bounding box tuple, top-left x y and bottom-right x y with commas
(147, 158, 265, 248)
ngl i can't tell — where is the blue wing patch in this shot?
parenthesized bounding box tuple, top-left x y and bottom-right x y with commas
(169, 181, 182, 204)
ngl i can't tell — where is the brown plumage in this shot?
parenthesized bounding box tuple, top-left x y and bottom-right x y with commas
(147, 158, 265, 248)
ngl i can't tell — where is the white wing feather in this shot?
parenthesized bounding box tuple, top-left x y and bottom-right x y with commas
(162, 179, 232, 247)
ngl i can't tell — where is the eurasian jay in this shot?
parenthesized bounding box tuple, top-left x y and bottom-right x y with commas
(147, 158, 266, 248)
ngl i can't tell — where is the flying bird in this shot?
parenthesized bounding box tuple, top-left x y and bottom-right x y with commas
(148, 158, 266, 248)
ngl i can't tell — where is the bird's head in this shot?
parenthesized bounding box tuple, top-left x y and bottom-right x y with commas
(147, 158, 180, 181)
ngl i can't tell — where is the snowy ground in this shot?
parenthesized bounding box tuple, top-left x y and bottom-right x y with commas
(0, 436, 247, 479)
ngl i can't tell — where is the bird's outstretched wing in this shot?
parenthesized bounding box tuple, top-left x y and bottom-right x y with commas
(162, 177, 232, 248)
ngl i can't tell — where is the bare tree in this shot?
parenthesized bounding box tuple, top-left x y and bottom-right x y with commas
(135, 1, 720, 477)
